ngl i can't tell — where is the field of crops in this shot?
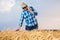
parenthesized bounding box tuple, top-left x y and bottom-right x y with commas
(0, 29, 60, 40)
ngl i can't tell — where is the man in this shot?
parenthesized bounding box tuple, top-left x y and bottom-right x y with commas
(16, 2, 38, 31)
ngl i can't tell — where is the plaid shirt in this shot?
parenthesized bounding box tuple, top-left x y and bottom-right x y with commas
(19, 6, 38, 27)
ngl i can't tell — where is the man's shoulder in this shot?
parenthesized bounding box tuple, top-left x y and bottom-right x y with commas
(22, 9, 27, 12)
(21, 10, 27, 15)
(30, 6, 33, 8)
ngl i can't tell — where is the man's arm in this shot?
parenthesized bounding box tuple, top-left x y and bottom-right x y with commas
(28, 6, 38, 16)
(16, 12, 24, 31)
(19, 12, 24, 27)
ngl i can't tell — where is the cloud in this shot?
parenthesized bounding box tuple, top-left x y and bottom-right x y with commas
(0, 0, 16, 12)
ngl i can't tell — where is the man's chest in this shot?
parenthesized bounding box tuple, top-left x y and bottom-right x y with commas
(24, 11, 34, 19)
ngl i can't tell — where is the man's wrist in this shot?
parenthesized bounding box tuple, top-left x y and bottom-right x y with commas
(30, 11, 34, 14)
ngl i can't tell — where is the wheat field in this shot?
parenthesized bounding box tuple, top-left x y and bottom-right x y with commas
(0, 29, 60, 40)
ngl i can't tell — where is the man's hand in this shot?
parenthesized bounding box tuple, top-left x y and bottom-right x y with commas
(16, 26, 21, 31)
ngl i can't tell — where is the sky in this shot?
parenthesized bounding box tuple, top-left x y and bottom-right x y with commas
(0, 0, 60, 30)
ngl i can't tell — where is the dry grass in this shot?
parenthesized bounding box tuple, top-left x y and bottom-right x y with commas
(0, 29, 60, 40)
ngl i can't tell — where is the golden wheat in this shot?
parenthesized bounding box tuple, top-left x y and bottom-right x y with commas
(0, 30, 60, 40)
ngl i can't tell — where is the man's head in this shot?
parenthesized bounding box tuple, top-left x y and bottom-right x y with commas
(21, 2, 28, 10)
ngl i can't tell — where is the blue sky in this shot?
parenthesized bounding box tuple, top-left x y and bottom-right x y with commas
(0, 0, 60, 30)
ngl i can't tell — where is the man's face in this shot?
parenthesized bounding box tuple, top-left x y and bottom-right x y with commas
(22, 6, 28, 10)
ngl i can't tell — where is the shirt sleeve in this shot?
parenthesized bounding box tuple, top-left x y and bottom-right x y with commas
(30, 6, 38, 16)
(19, 12, 24, 27)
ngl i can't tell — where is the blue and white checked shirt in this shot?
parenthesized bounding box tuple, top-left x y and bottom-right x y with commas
(19, 6, 38, 27)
